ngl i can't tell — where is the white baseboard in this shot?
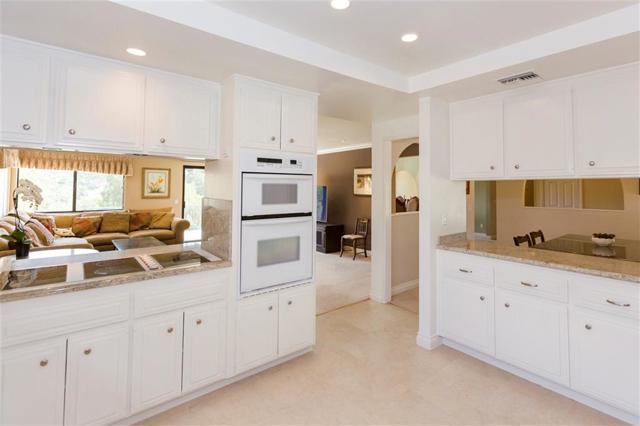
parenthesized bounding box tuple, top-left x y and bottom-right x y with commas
(416, 333, 442, 350)
(442, 339, 638, 425)
(392, 279, 418, 295)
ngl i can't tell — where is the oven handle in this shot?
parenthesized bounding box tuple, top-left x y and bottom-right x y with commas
(242, 212, 312, 221)
(241, 215, 313, 226)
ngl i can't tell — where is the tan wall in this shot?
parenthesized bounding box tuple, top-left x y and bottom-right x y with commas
(317, 148, 372, 249)
(391, 212, 419, 288)
(496, 178, 640, 244)
(125, 156, 204, 215)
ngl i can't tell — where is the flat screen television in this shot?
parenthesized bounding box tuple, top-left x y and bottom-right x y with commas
(317, 186, 328, 223)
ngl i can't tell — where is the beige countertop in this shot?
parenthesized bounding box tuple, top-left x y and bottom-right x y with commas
(438, 233, 640, 283)
(0, 242, 232, 303)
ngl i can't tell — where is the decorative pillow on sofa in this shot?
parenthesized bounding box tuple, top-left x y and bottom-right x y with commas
(71, 216, 102, 237)
(27, 220, 56, 246)
(31, 214, 56, 233)
(150, 212, 174, 229)
(53, 227, 75, 238)
(129, 212, 152, 231)
(100, 212, 130, 234)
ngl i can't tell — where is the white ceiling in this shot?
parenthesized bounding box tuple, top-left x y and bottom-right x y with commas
(214, 0, 633, 75)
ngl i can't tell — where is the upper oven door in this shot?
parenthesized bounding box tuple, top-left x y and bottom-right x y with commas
(242, 173, 313, 218)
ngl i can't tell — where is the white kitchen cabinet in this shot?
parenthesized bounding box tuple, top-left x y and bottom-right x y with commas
(572, 63, 640, 176)
(438, 278, 495, 355)
(55, 56, 145, 152)
(145, 73, 220, 158)
(0, 40, 50, 146)
(504, 86, 573, 178)
(495, 288, 569, 385)
(570, 308, 639, 415)
(236, 292, 279, 373)
(183, 302, 227, 392)
(1, 337, 66, 426)
(65, 323, 129, 425)
(237, 81, 282, 151)
(131, 310, 184, 412)
(281, 92, 317, 153)
(450, 97, 503, 179)
(278, 284, 316, 356)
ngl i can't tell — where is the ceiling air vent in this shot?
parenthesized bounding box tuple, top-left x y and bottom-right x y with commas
(497, 71, 541, 85)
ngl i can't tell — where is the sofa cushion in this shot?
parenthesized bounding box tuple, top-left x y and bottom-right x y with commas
(129, 207, 173, 213)
(100, 212, 130, 234)
(50, 237, 93, 249)
(129, 212, 152, 231)
(26, 220, 55, 246)
(54, 214, 81, 229)
(22, 225, 42, 247)
(150, 212, 174, 229)
(31, 214, 56, 233)
(0, 221, 14, 233)
(84, 232, 129, 246)
(53, 227, 75, 238)
(71, 216, 102, 237)
(129, 229, 174, 241)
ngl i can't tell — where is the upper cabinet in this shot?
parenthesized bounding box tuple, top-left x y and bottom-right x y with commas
(503, 86, 573, 178)
(0, 40, 50, 146)
(234, 76, 318, 153)
(450, 97, 503, 179)
(450, 62, 639, 180)
(145, 73, 220, 158)
(572, 63, 639, 176)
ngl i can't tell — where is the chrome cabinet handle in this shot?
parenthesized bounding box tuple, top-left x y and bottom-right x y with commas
(68, 128, 76, 135)
(489, 165, 495, 170)
(268, 305, 273, 311)
(287, 300, 293, 305)
(514, 164, 520, 170)
(585, 324, 592, 330)
(504, 303, 510, 308)
(196, 319, 202, 325)
(160, 138, 166, 144)
(606, 299, 631, 307)
(289, 138, 295, 143)
(40, 359, 48, 367)
(458, 268, 472, 273)
(520, 281, 539, 288)
(588, 161, 596, 166)
(480, 296, 485, 301)
(167, 327, 174, 333)
(22, 123, 31, 131)
(270, 136, 276, 141)
(84, 348, 92, 355)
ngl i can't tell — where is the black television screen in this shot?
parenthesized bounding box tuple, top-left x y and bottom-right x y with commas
(317, 186, 328, 223)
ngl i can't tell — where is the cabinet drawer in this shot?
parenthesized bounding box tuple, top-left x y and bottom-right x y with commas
(134, 270, 227, 318)
(570, 275, 639, 320)
(495, 262, 567, 302)
(1, 288, 130, 347)
(438, 250, 494, 286)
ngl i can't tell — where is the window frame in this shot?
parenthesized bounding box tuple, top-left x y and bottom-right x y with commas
(16, 169, 125, 213)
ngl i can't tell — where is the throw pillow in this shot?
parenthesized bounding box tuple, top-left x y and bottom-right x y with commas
(53, 227, 75, 238)
(129, 212, 152, 231)
(100, 212, 131, 234)
(22, 225, 42, 247)
(150, 212, 174, 229)
(0, 221, 14, 233)
(27, 220, 56, 246)
(31, 214, 56, 233)
(71, 216, 102, 237)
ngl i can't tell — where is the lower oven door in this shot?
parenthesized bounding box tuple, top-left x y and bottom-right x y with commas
(240, 216, 313, 294)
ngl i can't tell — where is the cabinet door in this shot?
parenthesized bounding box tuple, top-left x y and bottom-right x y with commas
(504, 86, 573, 177)
(145, 74, 220, 158)
(281, 92, 316, 153)
(573, 64, 640, 176)
(450, 98, 503, 179)
(1, 337, 66, 426)
(278, 284, 316, 356)
(570, 308, 639, 415)
(56, 58, 145, 152)
(183, 302, 226, 392)
(495, 289, 569, 385)
(65, 323, 129, 425)
(131, 311, 184, 412)
(237, 82, 281, 150)
(236, 293, 278, 374)
(0, 41, 50, 146)
(438, 278, 494, 355)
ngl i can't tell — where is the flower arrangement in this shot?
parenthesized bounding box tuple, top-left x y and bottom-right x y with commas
(1, 179, 43, 258)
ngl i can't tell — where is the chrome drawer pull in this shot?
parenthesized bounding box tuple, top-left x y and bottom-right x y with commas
(520, 281, 538, 288)
(458, 268, 472, 273)
(606, 299, 631, 308)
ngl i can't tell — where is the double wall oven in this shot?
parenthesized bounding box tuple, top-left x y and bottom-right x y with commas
(239, 149, 315, 294)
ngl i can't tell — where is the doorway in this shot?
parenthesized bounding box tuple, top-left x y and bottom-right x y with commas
(182, 166, 205, 242)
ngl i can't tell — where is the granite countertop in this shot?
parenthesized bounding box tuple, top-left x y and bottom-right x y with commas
(438, 233, 640, 283)
(0, 242, 232, 303)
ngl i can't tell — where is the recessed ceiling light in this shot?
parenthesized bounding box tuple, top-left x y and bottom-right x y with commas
(126, 47, 146, 57)
(330, 0, 350, 10)
(401, 33, 418, 43)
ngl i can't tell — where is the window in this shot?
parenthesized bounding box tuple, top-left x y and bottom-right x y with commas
(17, 168, 124, 212)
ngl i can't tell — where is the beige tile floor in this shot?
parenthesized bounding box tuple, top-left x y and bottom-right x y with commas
(390, 287, 419, 314)
(141, 300, 617, 426)
(315, 251, 371, 314)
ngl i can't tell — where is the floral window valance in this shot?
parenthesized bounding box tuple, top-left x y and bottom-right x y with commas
(1, 148, 134, 176)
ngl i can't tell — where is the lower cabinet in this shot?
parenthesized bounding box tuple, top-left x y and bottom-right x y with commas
(570, 308, 640, 415)
(65, 324, 129, 425)
(1, 337, 67, 426)
(278, 284, 316, 356)
(495, 289, 569, 385)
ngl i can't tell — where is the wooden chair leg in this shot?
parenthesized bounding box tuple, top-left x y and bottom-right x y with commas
(340, 238, 344, 257)
(352, 240, 357, 260)
(364, 243, 367, 258)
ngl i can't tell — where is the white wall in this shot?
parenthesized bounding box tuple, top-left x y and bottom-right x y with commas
(391, 212, 419, 289)
(417, 97, 467, 349)
(317, 115, 372, 153)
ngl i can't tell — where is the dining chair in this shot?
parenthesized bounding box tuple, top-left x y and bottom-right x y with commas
(340, 217, 369, 260)
(529, 230, 545, 245)
(513, 234, 532, 247)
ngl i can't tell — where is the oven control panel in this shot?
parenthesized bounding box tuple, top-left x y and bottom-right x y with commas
(256, 157, 303, 170)
(239, 148, 316, 174)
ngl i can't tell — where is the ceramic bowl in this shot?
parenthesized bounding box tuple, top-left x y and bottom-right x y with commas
(591, 236, 615, 247)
